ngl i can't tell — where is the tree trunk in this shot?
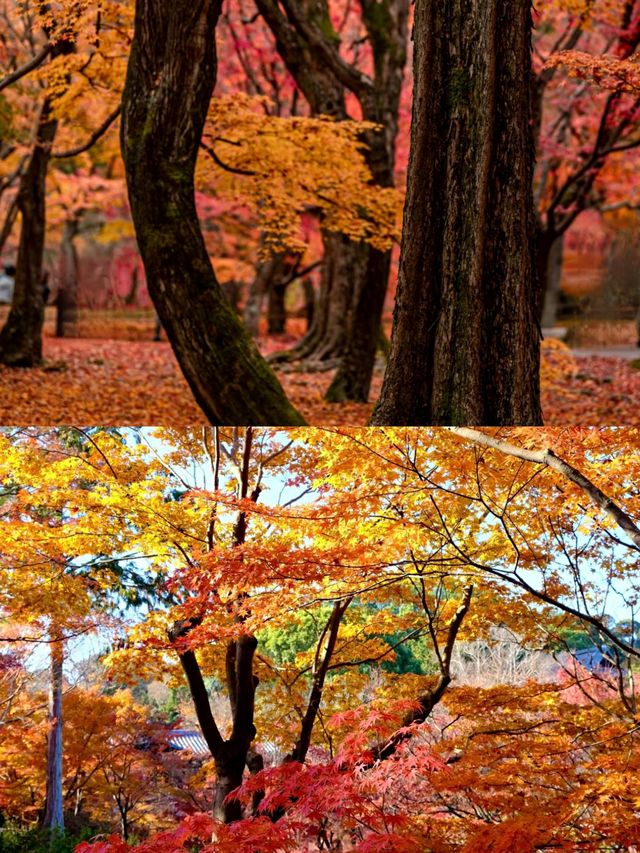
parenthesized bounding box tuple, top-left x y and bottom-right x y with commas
(272, 232, 365, 367)
(244, 253, 285, 337)
(372, 0, 541, 425)
(0, 101, 57, 367)
(267, 280, 288, 334)
(302, 277, 315, 330)
(43, 638, 64, 831)
(120, 0, 305, 425)
(326, 245, 390, 402)
(56, 217, 79, 338)
(213, 749, 246, 823)
(325, 0, 408, 402)
(541, 232, 564, 329)
(124, 266, 139, 306)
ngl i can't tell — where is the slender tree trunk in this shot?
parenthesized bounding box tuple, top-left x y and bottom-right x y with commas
(0, 101, 57, 366)
(43, 638, 64, 831)
(244, 252, 286, 337)
(325, 0, 408, 402)
(272, 233, 364, 367)
(56, 217, 79, 338)
(124, 266, 139, 306)
(120, 0, 304, 425)
(302, 277, 315, 330)
(372, 0, 541, 425)
(325, 245, 390, 401)
(541, 232, 564, 329)
(267, 280, 288, 334)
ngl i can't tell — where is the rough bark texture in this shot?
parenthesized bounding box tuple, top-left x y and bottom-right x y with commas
(0, 101, 57, 366)
(120, 0, 305, 425)
(42, 639, 64, 830)
(372, 0, 542, 425)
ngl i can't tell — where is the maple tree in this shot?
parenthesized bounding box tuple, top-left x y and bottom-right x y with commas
(1, 426, 639, 850)
(2, 0, 640, 422)
(532, 0, 640, 325)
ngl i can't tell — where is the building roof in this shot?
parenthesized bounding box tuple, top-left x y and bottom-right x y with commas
(167, 729, 210, 755)
(167, 729, 283, 765)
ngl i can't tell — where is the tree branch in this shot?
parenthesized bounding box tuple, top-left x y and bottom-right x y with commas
(53, 105, 121, 158)
(0, 43, 52, 93)
(447, 428, 640, 553)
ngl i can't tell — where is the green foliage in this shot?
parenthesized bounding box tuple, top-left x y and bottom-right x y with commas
(259, 606, 334, 665)
(380, 632, 435, 676)
(0, 825, 97, 853)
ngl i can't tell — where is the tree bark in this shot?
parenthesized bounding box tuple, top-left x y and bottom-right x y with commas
(42, 638, 64, 830)
(56, 216, 79, 338)
(120, 0, 305, 425)
(325, 0, 408, 402)
(244, 251, 286, 337)
(267, 280, 288, 334)
(270, 230, 364, 368)
(0, 101, 57, 366)
(372, 0, 542, 425)
(256, 0, 408, 403)
(540, 232, 564, 329)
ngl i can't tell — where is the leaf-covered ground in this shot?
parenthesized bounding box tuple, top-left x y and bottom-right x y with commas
(0, 337, 639, 425)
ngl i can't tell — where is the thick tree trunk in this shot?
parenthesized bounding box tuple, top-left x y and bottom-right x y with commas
(0, 101, 57, 366)
(43, 639, 64, 831)
(541, 232, 564, 329)
(213, 749, 246, 823)
(120, 0, 304, 425)
(372, 0, 541, 425)
(56, 217, 79, 338)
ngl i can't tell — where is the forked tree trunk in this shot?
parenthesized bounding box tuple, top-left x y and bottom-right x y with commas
(120, 0, 304, 425)
(43, 638, 64, 830)
(0, 101, 57, 366)
(372, 0, 542, 425)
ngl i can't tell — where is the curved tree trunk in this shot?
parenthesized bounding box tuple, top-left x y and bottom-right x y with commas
(120, 0, 305, 425)
(372, 0, 542, 425)
(0, 101, 57, 367)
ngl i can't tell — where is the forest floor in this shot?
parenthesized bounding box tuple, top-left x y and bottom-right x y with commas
(0, 333, 639, 425)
